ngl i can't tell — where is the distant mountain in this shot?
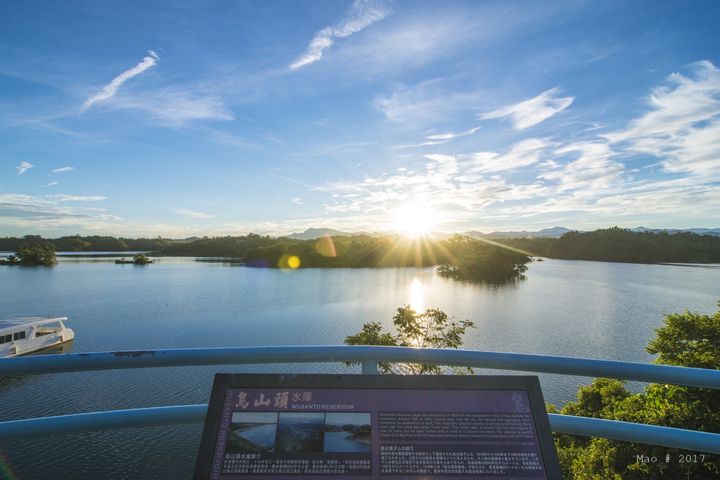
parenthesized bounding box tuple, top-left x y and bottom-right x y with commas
(284, 226, 720, 241)
(464, 227, 575, 239)
(631, 227, 720, 237)
(284, 228, 354, 240)
(463, 226, 720, 239)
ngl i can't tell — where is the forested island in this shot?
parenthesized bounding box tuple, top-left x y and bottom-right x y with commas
(115, 254, 154, 265)
(0, 243, 57, 266)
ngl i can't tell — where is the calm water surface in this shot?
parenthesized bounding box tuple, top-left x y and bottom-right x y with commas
(324, 432, 371, 453)
(1, 257, 718, 479)
(237, 424, 276, 450)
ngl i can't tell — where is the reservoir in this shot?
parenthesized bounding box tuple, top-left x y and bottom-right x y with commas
(1, 257, 718, 478)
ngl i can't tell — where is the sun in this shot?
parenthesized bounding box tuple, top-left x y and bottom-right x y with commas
(392, 204, 440, 238)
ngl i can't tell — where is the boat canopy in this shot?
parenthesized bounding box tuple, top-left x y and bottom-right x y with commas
(0, 317, 68, 334)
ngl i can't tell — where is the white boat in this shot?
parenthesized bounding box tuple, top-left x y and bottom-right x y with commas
(0, 317, 75, 358)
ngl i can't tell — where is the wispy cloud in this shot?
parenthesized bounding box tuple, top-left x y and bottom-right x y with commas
(373, 78, 483, 124)
(317, 64, 720, 231)
(16, 161, 34, 175)
(291, 197, 304, 205)
(466, 138, 552, 173)
(426, 126, 481, 141)
(393, 139, 450, 150)
(47, 194, 107, 202)
(173, 207, 215, 219)
(539, 142, 623, 192)
(42, 181, 60, 187)
(289, 0, 391, 70)
(83, 50, 159, 109)
(109, 89, 234, 125)
(603, 60, 720, 178)
(0, 193, 115, 233)
(481, 87, 574, 130)
(51, 166, 74, 173)
(293, 141, 378, 158)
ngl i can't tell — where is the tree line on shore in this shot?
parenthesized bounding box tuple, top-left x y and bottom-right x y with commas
(2, 227, 719, 267)
(0, 233, 531, 283)
(0, 235, 173, 252)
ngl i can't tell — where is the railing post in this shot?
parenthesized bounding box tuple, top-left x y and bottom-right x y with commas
(361, 358, 378, 374)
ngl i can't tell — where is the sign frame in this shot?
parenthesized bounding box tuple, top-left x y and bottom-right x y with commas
(194, 373, 562, 479)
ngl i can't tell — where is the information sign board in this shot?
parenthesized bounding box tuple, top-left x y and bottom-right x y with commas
(194, 374, 561, 479)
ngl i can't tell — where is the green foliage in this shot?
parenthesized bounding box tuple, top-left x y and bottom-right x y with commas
(548, 227, 720, 263)
(436, 237, 530, 283)
(646, 305, 720, 369)
(552, 303, 720, 479)
(344, 305, 475, 374)
(162, 234, 531, 285)
(0, 234, 172, 252)
(132, 254, 152, 264)
(4, 243, 58, 266)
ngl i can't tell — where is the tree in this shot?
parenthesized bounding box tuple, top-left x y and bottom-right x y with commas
(132, 253, 152, 264)
(551, 303, 720, 479)
(548, 228, 720, 263)
(344, 305, 475, 374)
(437, 244, 530, 284)
(14, 243, 57, 265)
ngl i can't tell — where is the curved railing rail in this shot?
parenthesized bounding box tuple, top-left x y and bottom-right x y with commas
(1, 345, 719, 454)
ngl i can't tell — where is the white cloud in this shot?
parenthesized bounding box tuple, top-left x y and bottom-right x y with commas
(290, 0, 391, 70)
(373, 78, 484, 123)
(46, 194, 107, 202)
(481, 88, 574, 130)
(467, 138, 551, 173)
(109, 89, 234, 125)
(293, 141, 377, 158)
(0, 193, 116, 232)
(42, 181, 60, 187)
(51, 166, 74, 173)
(16, 161, 34, 175)
(393, 139, 450, 149)
(426, 126, 481, 141)
(173, 207, 215, 219)
(315, 141, 557, 231)
(291, 197, 304, 205)
(539, 142, 624, 193)
(83, 51, 159, 109)
(603, 60, 720, 178)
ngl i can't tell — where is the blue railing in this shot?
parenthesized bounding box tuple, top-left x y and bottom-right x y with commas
(1, 345, 719, 454)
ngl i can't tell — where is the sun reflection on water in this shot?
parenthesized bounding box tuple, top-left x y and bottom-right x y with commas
(409, 277, 425, 312)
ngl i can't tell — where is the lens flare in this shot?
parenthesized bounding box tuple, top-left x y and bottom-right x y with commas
(315, 235, 337, 257)
(287, 255, 300, 269)
(278, 254, 301, 270)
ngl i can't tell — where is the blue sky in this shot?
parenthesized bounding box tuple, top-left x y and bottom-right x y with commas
(1, 0, 719, 237)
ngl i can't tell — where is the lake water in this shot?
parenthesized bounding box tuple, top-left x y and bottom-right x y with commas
(236, 424, 276, 451)
(324, 431, 371, 453)
(0, 257, 718, 478)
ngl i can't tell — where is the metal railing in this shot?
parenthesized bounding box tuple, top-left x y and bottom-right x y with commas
(1, 345, 719, 454)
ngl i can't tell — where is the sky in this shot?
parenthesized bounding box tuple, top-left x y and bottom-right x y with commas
(1, 0, 719, 238)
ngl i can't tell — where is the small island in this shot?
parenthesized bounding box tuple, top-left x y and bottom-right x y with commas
(115, 254, 154, 265)
(0, 244, 57, 266)
(436, 239, 530, 284)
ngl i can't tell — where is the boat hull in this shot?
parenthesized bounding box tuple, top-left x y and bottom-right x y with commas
(1, 329, 75, 358)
